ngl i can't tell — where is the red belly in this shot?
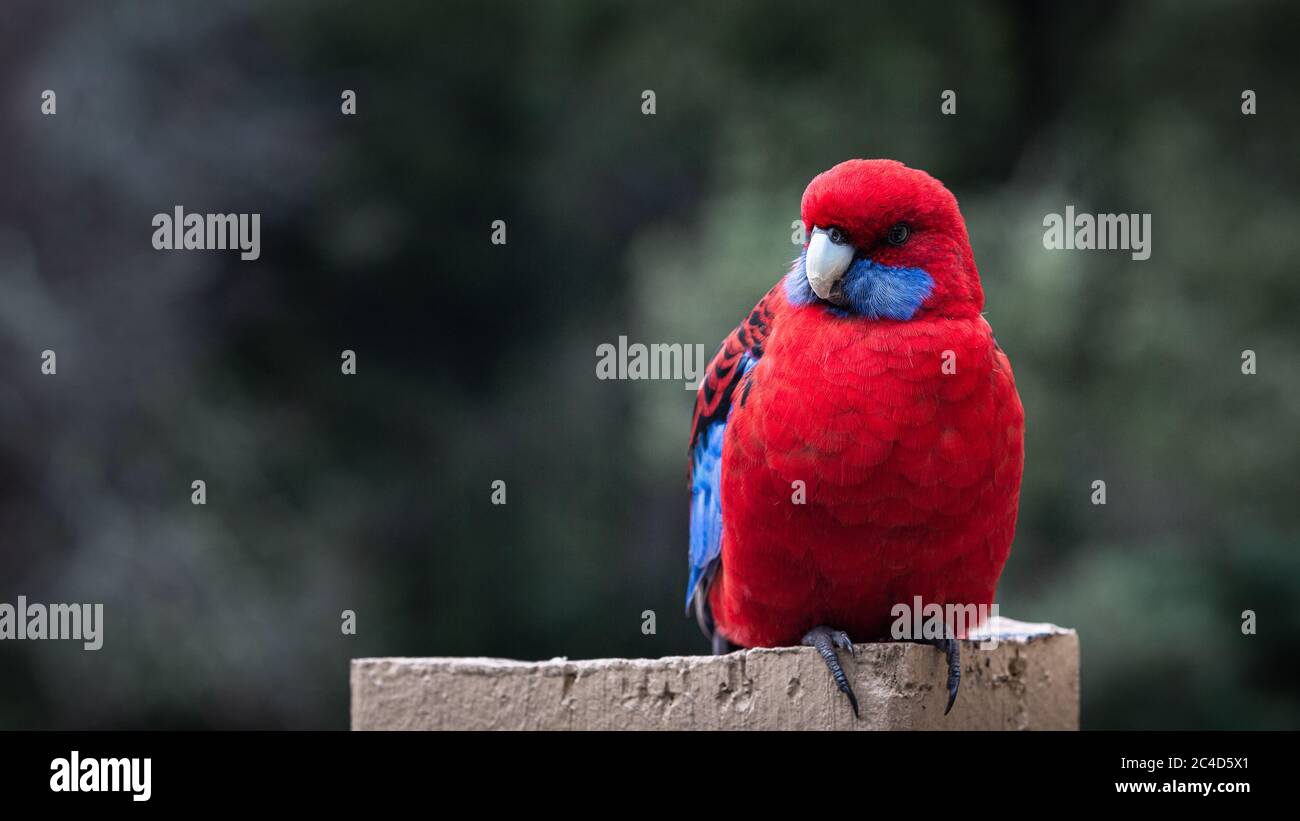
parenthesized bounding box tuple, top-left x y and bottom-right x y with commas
(710, 310, 1024, 648)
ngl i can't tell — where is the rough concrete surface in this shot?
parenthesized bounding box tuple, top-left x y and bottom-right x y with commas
(351, 617, 1078, 730)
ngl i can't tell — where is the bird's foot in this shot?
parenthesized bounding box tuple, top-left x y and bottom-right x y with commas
(920, 637, 961, 715)
(801, 625, 859, 718)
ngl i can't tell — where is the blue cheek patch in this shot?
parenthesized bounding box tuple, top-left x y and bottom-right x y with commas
(839, 257, 933, 320)
(784, 250, 933, 321)
(783, 249, 817, 306)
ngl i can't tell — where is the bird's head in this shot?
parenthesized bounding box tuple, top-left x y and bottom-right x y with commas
(789, 159, 982, 320)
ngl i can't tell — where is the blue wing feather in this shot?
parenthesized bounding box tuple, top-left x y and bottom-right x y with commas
(684, 352, 757, 613)
(684, 284, 777, 638)
(686, 420, 726, 611)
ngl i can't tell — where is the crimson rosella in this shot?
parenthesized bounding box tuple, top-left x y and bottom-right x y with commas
(686, 159, 1024, 716)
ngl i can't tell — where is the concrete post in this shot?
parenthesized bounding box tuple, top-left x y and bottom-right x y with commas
(351, 617, 1078, 730)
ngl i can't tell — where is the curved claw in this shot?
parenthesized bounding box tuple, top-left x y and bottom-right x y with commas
(838, 632, 856, 657)
(802, 626, 859, 718)
(937, 638, 960, 715)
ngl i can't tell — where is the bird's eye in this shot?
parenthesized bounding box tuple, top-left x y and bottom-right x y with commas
(827, 227, 848, 245)
(887, 223, 910, 246)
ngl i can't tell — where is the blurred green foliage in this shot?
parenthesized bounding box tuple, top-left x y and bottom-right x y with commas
(0, 0, 1297, 729)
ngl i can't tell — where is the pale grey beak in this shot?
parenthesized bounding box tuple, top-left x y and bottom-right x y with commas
(806, 227, 854, 300)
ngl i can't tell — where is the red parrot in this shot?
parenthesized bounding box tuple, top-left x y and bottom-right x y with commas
(686, 159, 1024, 716)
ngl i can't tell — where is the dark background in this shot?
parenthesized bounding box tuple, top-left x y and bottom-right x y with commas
(1, 0, 1297, 729)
